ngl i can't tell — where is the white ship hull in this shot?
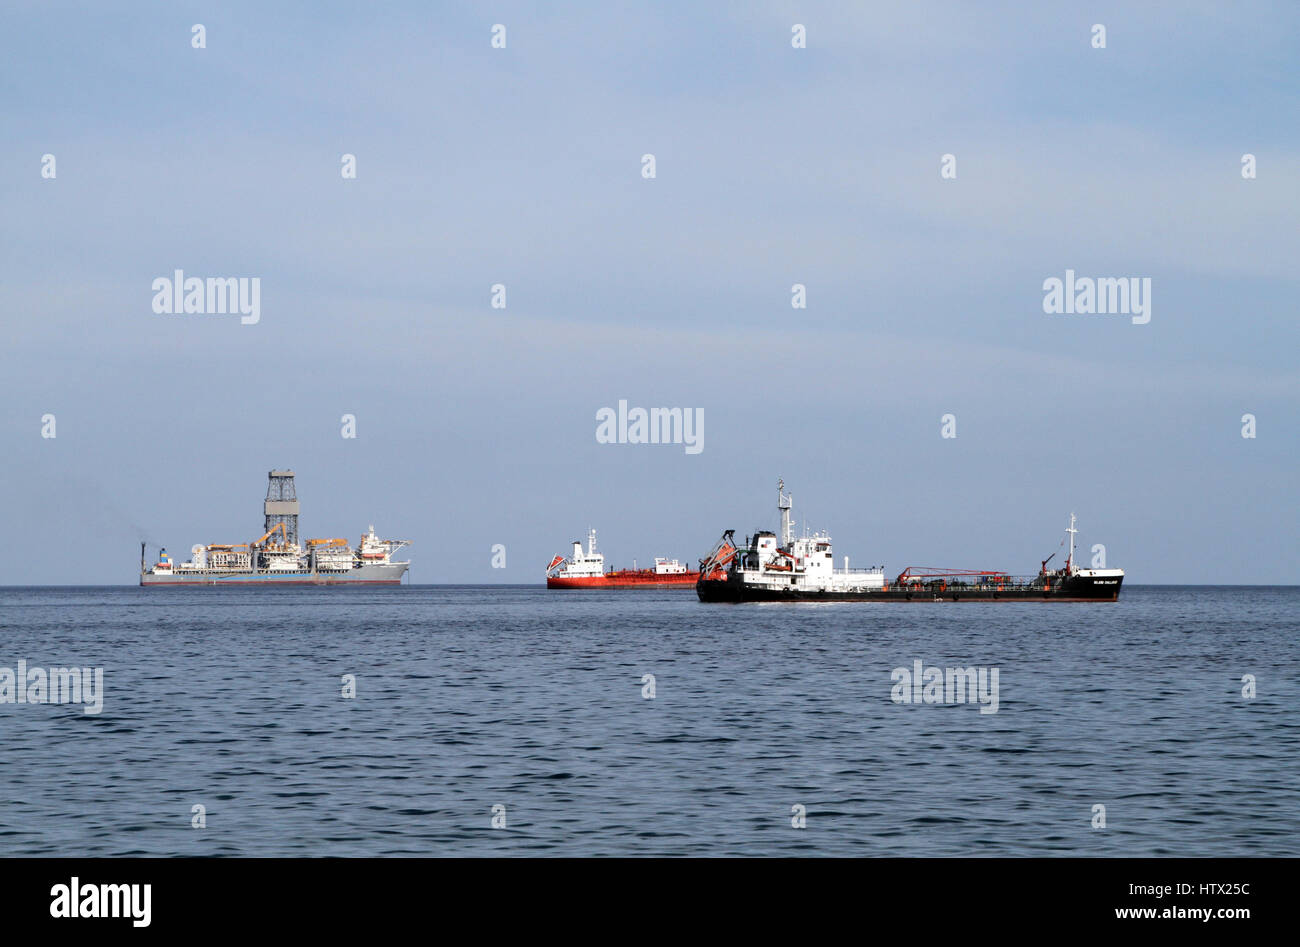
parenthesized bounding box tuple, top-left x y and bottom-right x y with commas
(141, 562, 408, 586)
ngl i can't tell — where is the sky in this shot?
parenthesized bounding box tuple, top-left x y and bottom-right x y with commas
(1, 1, 1297, 584)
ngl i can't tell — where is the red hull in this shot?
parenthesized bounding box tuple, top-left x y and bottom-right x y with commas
(548, 571, 700, 589)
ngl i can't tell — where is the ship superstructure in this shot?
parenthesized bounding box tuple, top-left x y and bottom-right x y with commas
(140, 470, 410, 586)
(697, 480, 1123, 602)
(546, 529, 699, 589)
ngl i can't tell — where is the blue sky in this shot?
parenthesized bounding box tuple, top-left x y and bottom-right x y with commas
(2, 1, 1297, 583)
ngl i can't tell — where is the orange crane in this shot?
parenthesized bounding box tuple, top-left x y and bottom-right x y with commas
(252, 522, 288, 547)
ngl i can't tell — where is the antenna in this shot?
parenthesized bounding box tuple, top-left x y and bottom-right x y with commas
(1066, 513, 1078, 574)
(777, 479, 793, 547)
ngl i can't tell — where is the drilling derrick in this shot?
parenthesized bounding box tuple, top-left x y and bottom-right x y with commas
(264, 470, 300, 547)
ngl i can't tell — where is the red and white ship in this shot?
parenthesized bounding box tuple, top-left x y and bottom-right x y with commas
(546, 529, 700, 589)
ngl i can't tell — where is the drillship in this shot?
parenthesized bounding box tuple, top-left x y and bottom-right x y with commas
(140, 470, 411, 586)
(697, 480, 1124, 603)
(546, 529, 699, 589)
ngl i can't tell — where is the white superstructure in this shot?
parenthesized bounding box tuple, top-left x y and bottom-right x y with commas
(167, 527, 410, 574)
(700, 480, 886, 593)
(550, 529, 606, 579)
(357, 524, 410, 564)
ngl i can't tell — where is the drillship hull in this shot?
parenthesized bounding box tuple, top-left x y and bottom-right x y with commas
(697, 572, 1122, 603)
(141, 563, 408, 586)
(548, 571, 700, 589)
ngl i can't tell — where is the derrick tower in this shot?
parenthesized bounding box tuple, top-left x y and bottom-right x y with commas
(264, 470, 300, 547)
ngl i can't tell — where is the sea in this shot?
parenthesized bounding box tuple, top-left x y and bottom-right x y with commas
(0, 585, 1295, 857)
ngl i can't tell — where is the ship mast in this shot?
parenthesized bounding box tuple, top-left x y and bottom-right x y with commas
(778, 479, 793, 547)
(1066, 513, 1078, 574)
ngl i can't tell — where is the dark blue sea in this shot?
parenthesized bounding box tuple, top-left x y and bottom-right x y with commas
(0, 585, 1295, 857)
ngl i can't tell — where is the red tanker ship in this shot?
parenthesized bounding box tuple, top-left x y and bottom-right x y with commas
(546, 529, 699, 589)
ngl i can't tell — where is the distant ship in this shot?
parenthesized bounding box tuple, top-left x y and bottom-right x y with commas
(140, 470, 410, 586)
(697, 480, 1124, 602)
(546, 529, 699, 589)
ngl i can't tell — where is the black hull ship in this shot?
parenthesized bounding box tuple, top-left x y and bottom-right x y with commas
(696, 481, 1124, 604)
